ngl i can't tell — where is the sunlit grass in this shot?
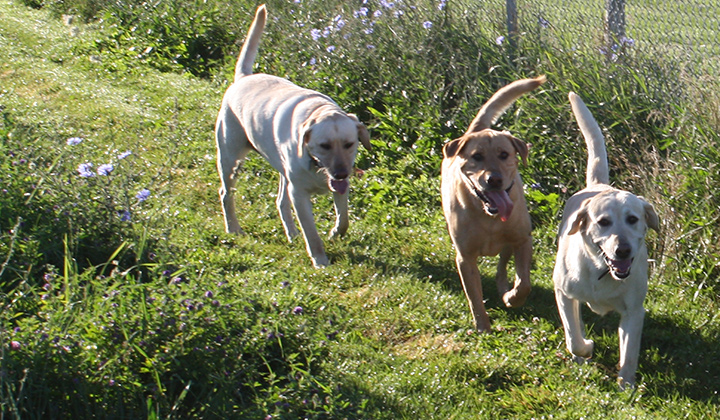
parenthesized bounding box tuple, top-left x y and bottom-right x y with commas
(1, 0, 719, 418)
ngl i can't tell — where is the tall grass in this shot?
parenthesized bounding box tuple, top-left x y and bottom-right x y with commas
(1, 0, 719, 418)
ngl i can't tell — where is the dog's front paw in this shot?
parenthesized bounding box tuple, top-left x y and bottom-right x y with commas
(569, 338, 594, 359)
(501, 284, 531, 308)
(617, 367, 638, 390)
(312, 256, 330, 268)
(617, 376, 636, 390)
(572, 355, 589, 365)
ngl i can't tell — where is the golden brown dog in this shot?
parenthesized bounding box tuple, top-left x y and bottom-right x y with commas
(441, 75, 546, 331)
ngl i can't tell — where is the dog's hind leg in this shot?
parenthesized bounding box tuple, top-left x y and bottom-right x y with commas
(277, 175, 299, 241)
(216, 115, 251, 234)
(329, 191, 349, 239)
(499, 240, 532, 308)
(495, 246, 512, 301)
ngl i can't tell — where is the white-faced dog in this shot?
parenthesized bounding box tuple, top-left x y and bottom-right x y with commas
(215, 5, 371, 268)
(553, 92, 659, 388)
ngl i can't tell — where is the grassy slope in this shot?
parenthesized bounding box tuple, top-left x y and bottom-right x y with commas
(1, 1, 719, 418)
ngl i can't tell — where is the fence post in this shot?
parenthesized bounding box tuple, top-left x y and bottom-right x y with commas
(506, 0, 518, 51)
(605, 0, 626, 51)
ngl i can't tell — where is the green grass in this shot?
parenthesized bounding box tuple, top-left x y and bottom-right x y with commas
(1, 0, 720, 418)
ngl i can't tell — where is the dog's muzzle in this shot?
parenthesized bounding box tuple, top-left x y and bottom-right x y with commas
(464, 174, 515, 222)
(309, 154, 350, 195)
(596, 242, 633, 280)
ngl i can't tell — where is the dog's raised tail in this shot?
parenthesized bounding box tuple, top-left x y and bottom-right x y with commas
(235, 4, 267, 81)
(465, 75, 546, 135)
(569, 92, 609, 187)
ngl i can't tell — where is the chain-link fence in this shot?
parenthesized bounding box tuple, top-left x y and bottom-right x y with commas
(479, 0, 720, 104)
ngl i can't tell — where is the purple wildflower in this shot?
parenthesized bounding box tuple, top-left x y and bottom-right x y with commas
(119, 210, 131, 221)
(97, 163, 114, 176)
(496, 35, 505, 45)
(423, 21, 433, 29)
(136, 188, 151, 202)
(335, 17, 346, 30)
(354, 7, 369, 18)
(620, 36, 635, 47)
(77, 163, 95, 177)
(117, 150, 132, 159)
(66, 137, 83, 146)
(310, 29, 321, 41)
(293, 306, 303, 314)
(326, 45, 336, 53)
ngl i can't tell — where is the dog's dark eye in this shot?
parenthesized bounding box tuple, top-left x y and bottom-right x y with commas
(320, 143, 331, 150)
(627, 215, 639, 225)
(344, 142, 354, 150)
(598, 218, 612, 227)
(499, 151, 509, 160)
(471, 152, 484, 161)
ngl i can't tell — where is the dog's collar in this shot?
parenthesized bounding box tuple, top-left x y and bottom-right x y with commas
(593, 241, 611, 280)
(308, 153, 323, 170)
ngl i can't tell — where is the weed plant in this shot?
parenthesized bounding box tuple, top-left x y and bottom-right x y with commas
(1, 0, 719, 418)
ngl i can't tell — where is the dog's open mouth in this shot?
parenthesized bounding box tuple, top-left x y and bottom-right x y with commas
(329, 178, 349, 195)
(482, 190, 514, 222)
(604, 256, 633, 280)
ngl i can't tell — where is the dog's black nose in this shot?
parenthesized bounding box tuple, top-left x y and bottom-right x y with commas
(615, 243, 631, 260)
(332, 168, 349, 180)
(485, 172, 503, 190)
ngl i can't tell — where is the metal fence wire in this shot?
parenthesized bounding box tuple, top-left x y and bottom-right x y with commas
(487, 0, 720, 101)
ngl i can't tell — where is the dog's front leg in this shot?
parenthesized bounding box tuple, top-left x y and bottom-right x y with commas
(276, 176, 300, 241)
(617, 307, 645, 388)
(555, 290, 594, 360)
(329, 191, 349, 239)
(289, 188, 329, 268)
(456, 253, 492, 332)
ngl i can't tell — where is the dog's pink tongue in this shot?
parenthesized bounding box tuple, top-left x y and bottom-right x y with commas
(486, 190, 514, 222)
(611, 258, 632, 273)
(330, 179, 349, 195)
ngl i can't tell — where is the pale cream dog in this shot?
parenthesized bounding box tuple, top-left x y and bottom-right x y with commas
(553, 92, 659, 388)
(441, 76, 546, 331)
(215, 5, 370, 268)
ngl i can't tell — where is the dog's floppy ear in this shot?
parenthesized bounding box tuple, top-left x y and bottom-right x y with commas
(298, 119, 315, 158)
(442, 137, 466, 159)
(639, 197, 660, 232)
(567, 199, 591, 235)
(348, 113, 371, 150)
(506, 132, 529, 165)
